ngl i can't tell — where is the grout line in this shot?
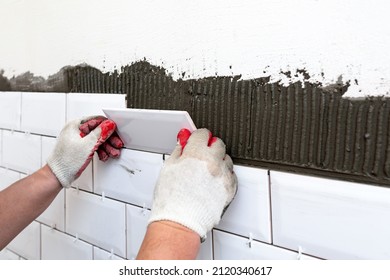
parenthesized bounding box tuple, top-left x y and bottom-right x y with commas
(19, 92, 22, 131)
(68, 185, 153, 211)
(39, 135, 42, 168)
(0, 127, 57, 138)
(213, 228, 324, 259)
(268, 169, 274, 245)
(125, 204, 128, 259)
(41, 223, 126, 260)
(64, 187, 67, 233)
(91, 157, 95, 193)
(213, 228, 267, 245)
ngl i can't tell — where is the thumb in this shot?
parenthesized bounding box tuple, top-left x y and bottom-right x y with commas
(169, 128, 192, 159)
(83, 119, 117, 149)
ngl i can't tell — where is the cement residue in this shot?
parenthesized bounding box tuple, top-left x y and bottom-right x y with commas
(0, 68, 68, 92)
(1, 61, 389, 187)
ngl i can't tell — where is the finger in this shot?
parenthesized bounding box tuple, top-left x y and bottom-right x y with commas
(89, 119, 116, 143)
(208, 136, 218, 146)
(108, 132, 124, 149)
(184, 128, 210, 150)
(79, 116, 106, 137)
(97, 147, 109, 162)
(82, 120, 116, 158)
(102, 142, 121, 158)
(177, 128, 192, 150)
(223, 154, 234, 172)
(168, 128, 192, 159)
(169, 143, 183, 160)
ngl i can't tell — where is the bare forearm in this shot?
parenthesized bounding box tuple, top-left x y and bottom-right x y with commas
(0, 164, 62, 249)
(136, 221, 201, 260)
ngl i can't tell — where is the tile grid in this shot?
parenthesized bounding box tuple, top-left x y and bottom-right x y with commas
(2, 91, 389, 259)
(0, 128, 314, 260)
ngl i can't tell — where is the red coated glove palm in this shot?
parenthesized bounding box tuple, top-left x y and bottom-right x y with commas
(48, 116, 123, 187)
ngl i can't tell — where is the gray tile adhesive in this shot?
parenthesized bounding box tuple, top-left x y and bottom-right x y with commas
(2, 61, 390, 187)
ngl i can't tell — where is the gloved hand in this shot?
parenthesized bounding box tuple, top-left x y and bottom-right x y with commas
(149, 128, 237, 241)
(47, 116, 123, 187)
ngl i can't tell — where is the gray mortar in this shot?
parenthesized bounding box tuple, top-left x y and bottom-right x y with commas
(2, 61, 390, 187)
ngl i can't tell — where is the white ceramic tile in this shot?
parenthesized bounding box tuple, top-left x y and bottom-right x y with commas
(71, 161, 93, 192)
(2, 130, 41, 174)
(21, 92, 66, 136)
(213, 230, 319, 260)
(41, 136, 93, 191)
(125, 203, 213, 260)
(66, 188, 126, 258)
(216, 165, 271, 243)
(0, 92, 21, 130)
(104, 108, 196, 154)
(0, 248, 21, 260)
(93, 247, 124, 260)
(0, 167, 20, 191)
(271, 171, 390, 260)
(94, 149, 163, 208)
(7, 221, 40, 260)
(197, 232, 213, 260)
(126, 204, 150, 260)
(41, 225, 92, 260)
(41, 136, 56, 166)
(66, 93, 126, 122)
(36, 188, 65, 231)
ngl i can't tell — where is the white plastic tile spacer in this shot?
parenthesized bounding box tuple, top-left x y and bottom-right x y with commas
(50, 223, 56, 230)
(74, 233, 79, 243)
(297, 246, 303, 260)
(246, 232, 253, 249)
(109, 249, 114, 260)
(101, 191, 106, 202)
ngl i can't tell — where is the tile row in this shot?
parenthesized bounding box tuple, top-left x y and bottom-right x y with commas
(1, 189, 213, 260)
(0, 129, 273, 246)
(4, 160, 390, 259)
(270, 171, 390, 259)
(0, 92, 126, 136)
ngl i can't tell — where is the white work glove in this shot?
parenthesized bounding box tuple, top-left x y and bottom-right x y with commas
(149, 128, 237, 241)
(47, 116, 123, 187)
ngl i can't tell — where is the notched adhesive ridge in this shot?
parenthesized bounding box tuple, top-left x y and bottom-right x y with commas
(1, 61, 390, 187)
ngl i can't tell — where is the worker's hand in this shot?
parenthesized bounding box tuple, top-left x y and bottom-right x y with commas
(149, 128, 237, 241)
(47, 116, 123, 187)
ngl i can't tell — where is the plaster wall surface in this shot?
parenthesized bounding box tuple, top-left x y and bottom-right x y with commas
(0, 0, 390, 97)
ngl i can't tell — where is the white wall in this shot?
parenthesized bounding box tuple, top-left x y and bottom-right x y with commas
(1, 0, 390, 97)
(1, 92, 390, 259)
